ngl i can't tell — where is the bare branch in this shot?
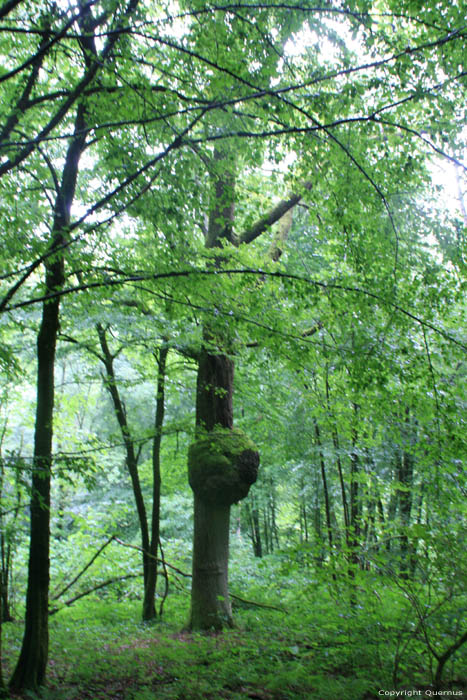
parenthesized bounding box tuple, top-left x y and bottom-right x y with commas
(240, 183, 311, 245)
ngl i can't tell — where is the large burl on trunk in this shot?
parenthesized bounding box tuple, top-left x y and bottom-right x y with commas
(188, 428, 259, 630)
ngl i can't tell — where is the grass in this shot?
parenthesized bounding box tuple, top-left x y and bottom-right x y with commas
(2, 553, 466, 699)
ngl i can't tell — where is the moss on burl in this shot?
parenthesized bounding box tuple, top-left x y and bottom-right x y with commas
(188, 429, 260, 506)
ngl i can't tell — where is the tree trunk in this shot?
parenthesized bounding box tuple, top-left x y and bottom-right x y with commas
(245, 501, 263, 557)
(143, 345, 168, 621)
(188, 149, 259, 630)
(190, 498, 233, 630)
(10, 104, 86, 693)
(0, 613, 5, 698)
(0, 442, 4, 696)
(349, 407, 362, 568)
(270, 481, 280, 549)
(96, 324, 152, 614)
(0, 543, 12, 623)
(0, 443, 17, 624)
(313, 420, 334, 555)
(398, 410, 414, 579)
(189, 346, 236, 629)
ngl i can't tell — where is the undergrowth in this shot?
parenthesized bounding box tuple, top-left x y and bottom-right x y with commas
(2, 547, 465, 700)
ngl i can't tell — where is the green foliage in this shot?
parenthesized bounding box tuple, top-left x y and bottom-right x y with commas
(2, 553, 465, 698)
(0, 0, 465, 694)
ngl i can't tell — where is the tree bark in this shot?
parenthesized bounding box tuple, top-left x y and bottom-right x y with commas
(189, 148, 259, 630)
(10, 104, 86, 693)
(313, 420, 334, 555)
(246, 500, 263, 557)
(398, 408, 414, 579)
(190, 498, 233, 629)
(143, 345, 168, 621)
(96, 324, 152, 614)
(349, 406, 362, 568)
(189, 339, 236, 629)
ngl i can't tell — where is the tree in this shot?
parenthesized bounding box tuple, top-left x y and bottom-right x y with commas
(95, 324, 168, 620)
(0, 0, 465, 675)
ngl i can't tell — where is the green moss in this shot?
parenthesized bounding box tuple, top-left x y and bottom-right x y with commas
(188, 429, 260, 505)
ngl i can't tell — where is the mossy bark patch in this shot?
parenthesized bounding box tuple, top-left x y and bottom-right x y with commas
(188, 429, 259, 506)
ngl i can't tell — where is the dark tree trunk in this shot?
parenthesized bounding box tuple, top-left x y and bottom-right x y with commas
(269, 481, 280, 549)
(0, 444, 17, 623)
(314, 420, 334, 555)
(300, 487, 309, 544)
(143, 345, 168, 621)
(263, 508, 271, 555)
(386, 470, 398, 554)
(1, 544, 13, 623)
(9, 104, 86, 693)
(349, 407, 362, 568)
(409, 487, 423, 579)
(252, 505, 263, 557)
(398, 411, 414, 579)
(96, 325, 151, 612)
(245, 501, 263, 557)
(0, 446, 5, 695)
(325, 372, 350, 550)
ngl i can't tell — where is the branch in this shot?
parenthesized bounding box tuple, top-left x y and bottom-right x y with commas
(0, 2, 98, 86)
(51, 535, 115, 601)
(0, 21, 51, 145)
(239, 183, 312, 245)
(49, 574, 139, 615)
(4, 267, 463, 351)
(230, 592, 286, 613)
(0, 107, 202, 309)
(58, 332, 105, 363)
(0, 0, 140, 178)
(112, 537, 191, 577)
(0, 0, 22, 20)
(434, 630, 467, 689)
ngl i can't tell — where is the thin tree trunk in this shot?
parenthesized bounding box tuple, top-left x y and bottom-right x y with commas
(409, 487, 423, 578)
(263, 509, 270, 555)
(398, 409, 414, 579)
(0, 430, 5, 695)
(313, 420, 333, 555)
(325, 371, 350, 549)
(270, 483, 279, 549)
(434, 630, 467, 689)
(10, 103, 86, 693)
(0, 434, 16, 623)
(245, 501, 263, 557)
(386, 466, 398, 554)
(349, 405, 361, 568)
(143, 345, 168, 621)
(300, 481, 309, 544)
(96, 324, 151, 610)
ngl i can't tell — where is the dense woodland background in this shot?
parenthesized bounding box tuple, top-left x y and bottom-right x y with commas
(0, 0, 466, 698)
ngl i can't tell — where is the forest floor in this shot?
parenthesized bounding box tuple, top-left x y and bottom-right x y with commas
(2, 591, 466, 700)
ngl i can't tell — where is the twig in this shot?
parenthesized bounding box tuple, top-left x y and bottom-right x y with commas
(51, 535, 115, 601)
(49, 574, 139, 615)
(112, 537, 191, 577)
(434, 630, 467, 689)
(230, 592, 286, 613)
(158, 537, 170, 618)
